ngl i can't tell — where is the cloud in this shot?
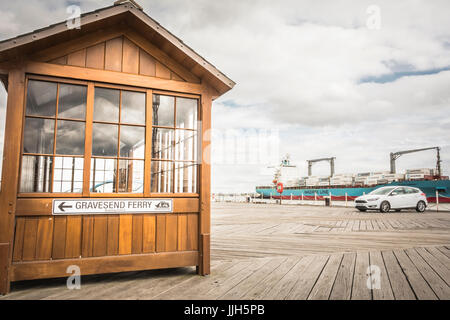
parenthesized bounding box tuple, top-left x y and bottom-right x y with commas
(0, 0, 449, 192)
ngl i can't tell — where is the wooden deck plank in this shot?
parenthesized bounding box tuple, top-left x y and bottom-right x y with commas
(382, 250, 416, 300)
(393, 250, 437, 300)
(437, 246, 450, 259)
(308, 254, 343, 300)
(416, 248, 450, 285)
(261, 256, 313, 300)
(220, 257, 287, 300)
(245, 257, 300, 300)
(201, 258, 271, 300)
(152, 260, 248, 300)
(425, 247, 450, 271)
(286, 255, 329, 300)
(369, 251, 395, 300)
(405, 248, 450, 299)
(351, 251, 372, 300)
(329, 253, 356, 300)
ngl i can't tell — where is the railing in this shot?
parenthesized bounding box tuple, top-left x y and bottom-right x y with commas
(212, 192, 450, 212)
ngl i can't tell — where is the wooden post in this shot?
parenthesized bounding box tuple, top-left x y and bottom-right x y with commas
(291, 193, 293, 201)
(329, 191, 332, 207)
(345, 192, 348, 207)
(198, 90, 212, 276)
(436, 190, 439, 212)
(0, 68, 26, 294)
(315, 192, 317, 203)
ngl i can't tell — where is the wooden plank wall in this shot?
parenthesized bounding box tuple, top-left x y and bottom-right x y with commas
(48, 36, 186, 82)
(12, 214, 198, 262)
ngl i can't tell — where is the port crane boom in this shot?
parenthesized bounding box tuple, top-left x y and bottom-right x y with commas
(390, 147, 442, 176)
(307, 157, 336, 177)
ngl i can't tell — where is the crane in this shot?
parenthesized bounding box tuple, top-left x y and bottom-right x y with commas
(307, 157, 336, 177)
(390, 147, 442, 176)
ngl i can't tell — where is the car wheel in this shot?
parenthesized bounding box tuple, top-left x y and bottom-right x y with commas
(357, 208, 367, 212)
(416, 201, 426, 213)
(380, 201, 390, 213)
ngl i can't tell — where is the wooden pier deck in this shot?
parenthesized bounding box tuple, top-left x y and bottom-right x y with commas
(2, 203, 450, 300)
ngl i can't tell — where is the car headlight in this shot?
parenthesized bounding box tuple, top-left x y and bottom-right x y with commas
(366, 198, 379, 202)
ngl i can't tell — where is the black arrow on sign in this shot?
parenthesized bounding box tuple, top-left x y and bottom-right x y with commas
(58, 202, 73, 212)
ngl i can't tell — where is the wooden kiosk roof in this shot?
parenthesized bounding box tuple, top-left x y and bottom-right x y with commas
(0, 1, 235, 97)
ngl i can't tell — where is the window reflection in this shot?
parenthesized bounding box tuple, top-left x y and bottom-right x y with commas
(23, 118, 54, 154)
(90, 158, 117, 193)
(152, 128, 174, 160)
(91, 87, 146, 193)
(118, 160, 144, 193)
(174, 162, 197, 193)
(56, 120, 85, 155)
(122, 91, 146, 125)
(93, 87, 120, 122)
(53, 157, 83, 193)
(20, 155, 52, 193)
(120, 125, 145, 158)
(175, 130, 198, 161)
(92, 123, 118, 157)
(151, 161, 173, 193)
(21, 79, 88, 194)
(176, 97, 197, 129)
(153, 95, 174, 127)
(58, 84, 86, 119)
(26, 80, 57, 117)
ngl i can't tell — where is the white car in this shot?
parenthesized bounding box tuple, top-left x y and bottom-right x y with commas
(354, 186, 428, 213)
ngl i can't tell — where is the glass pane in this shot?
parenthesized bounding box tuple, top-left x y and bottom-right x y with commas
(118, 160, 144, 193)
(23, 118, 54, 154)
(58, 84, 87, 119)
(90, 158, 117, 193)
(26, 80, 57, 117)
(94, 87, 120, 122)
(176, 97, 197, 129)
(152, 128, 174, 160)
(121, 91, 146, 125)
(19, 155, 52, 193)
(153, 95, 174, 126)
(175, 130, 198, 161)
(120, 125, 145, 158)
(92, 123, 118, 157)
(151, 161, 173, 193)
(174, 162, 197, 193)
(53, 157, 84, 193)
(56, 120, 85, 155)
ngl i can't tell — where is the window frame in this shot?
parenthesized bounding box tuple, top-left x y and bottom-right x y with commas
(151, 91, 200, 194)
(17, 75, 200, 198)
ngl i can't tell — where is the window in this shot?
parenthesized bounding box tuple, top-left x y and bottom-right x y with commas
(391, 187, 406, 196)
(20, 80, 86, 193)
(90, 88, 145, 193)
(19, 78, 199, 195)
(405, 187, 419, 194)
(152, 94, 199, 193)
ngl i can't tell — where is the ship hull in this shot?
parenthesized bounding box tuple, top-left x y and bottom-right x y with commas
(256, 180, 450, 203)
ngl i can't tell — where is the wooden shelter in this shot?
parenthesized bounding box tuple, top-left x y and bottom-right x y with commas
(0, 1, 234, 294)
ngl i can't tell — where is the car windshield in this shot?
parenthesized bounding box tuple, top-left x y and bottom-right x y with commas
(369, 187, 396, 195)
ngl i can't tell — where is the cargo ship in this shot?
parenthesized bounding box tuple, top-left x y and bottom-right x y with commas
(256, 148, 450, 203)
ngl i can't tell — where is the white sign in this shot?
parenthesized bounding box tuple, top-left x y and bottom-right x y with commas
(53, 199, 173, 215)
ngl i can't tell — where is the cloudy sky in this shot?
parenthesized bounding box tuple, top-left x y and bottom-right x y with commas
(1, 0, 449, 193)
